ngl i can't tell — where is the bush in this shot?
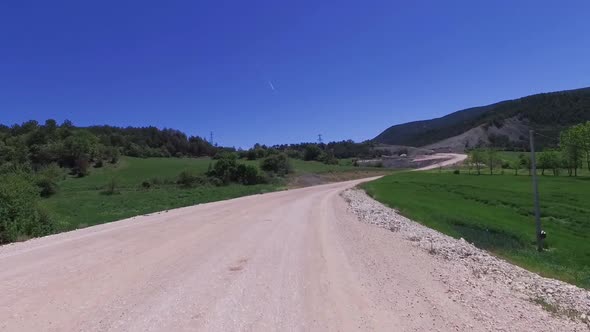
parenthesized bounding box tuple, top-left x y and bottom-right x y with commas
(207, 155, 265, 185)
(453, 169, 460, 175)
(235, 164, 260, 185)
(208, 176, 223, 187)
(208, 157, 237, 185)
(35, 207, 55, 237)
(0, 172, 55, 244)
(303, 145, 322, 161)
(37, 163, 65, 182)
(36, 177, 58, 197)
(246, 149, 258, 160)
(285, 149, 303, 159)
(74, 158, 90, 177)
(150, 177, 173, 186)
(102, 177, 119, 195)
(141, 181, 151, 190)
(34, 163, 63, 197)
(177, 170, 199, 188)
(260, 154, 292, 176)
(94, 159, 104, 168)
(177, 170, 211, 188)
(322, 152, 339, 165)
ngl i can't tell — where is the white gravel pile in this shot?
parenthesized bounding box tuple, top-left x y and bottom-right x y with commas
(342, 188, 590, 325)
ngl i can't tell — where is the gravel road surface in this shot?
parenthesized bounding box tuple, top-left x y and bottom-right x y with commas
(0, 178, 585, 331)
(413, 153, 468, 170)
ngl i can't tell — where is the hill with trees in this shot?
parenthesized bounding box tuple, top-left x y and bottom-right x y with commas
(374, 87, 590, 150)
(0, 120, 217, 176)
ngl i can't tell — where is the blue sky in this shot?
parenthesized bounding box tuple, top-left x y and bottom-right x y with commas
(1, 1, 589, 148)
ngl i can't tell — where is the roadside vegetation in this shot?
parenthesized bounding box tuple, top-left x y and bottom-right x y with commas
(364, 122, 590, 288)
(0, 119, 384, 244)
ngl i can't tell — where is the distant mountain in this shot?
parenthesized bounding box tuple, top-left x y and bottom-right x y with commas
(374, 87, 590, 151)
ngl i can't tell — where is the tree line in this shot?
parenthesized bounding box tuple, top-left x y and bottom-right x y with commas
(234, 140, 377, 165)
(0, 119, 217, 176)
(467, 121, 590, 176)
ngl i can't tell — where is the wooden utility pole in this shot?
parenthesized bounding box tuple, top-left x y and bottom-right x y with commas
(529, 130, 543, 252)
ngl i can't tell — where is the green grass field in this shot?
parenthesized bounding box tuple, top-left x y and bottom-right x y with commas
(40, 156, 384, 232)
(362, 171, 590, 288)
(40, 157, 273, 231)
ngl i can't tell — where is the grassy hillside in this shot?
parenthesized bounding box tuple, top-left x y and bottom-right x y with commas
(40, 157, 270, 230)
(374, 104, 492, 147)
(40, 157, 385, 232)
(363, 172, 590, 288)
(374, 87, 590, 148)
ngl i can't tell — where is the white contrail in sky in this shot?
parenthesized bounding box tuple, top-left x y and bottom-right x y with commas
(268, 80, 275, 91)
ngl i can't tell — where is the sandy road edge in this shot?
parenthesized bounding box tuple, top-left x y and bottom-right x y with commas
(341, 187, 590, 329)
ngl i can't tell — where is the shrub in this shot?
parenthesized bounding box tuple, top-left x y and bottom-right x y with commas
(177, 170, 199, 188)
(37, 163, 65, 181)
(34, 207, 55, 237)
(108, 147, 120, 164)
(36, 177, 58, 197)
(260, 154, 292, 176)
(207, 155, 265, 185)
(303, 145, 322, 161)
(102, 177, 119, 195)
(322, 152, 339, 165)
(0, 172, 55, 244)
(94, 159, 104, 168)
(141, 181, 151, 190)
(34, 163, 63, 197)
(208, 176, 223, 187)
(246, 149, 258, 160)
(235, 164, 260, 185)
(177, 170, 211, 188)
(285, 149, 303, 159)
(453, 169, 460, 175)
(208, 157, 237, 185)
(75, 158, 90, 177)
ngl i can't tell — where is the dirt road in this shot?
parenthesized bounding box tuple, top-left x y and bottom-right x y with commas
(413, 153, 467, 171)
(0, 178, 578, 331)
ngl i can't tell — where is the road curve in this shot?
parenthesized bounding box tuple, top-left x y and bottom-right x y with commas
(414, 153, 468, 171)
(1, 178, 502, 331)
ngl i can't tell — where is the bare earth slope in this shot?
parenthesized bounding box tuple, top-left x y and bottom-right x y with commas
(0, 179, 584, 331)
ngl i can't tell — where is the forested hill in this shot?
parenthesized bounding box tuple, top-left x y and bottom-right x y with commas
(374, 87, 590, 148)
(0, 120, 216, 174)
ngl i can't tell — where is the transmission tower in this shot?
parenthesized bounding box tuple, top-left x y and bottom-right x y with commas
(318, 134, 323, 144)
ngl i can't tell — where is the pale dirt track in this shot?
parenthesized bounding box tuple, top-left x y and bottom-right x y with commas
(413, 153, 468, 171)
(0, 177, 571, 331)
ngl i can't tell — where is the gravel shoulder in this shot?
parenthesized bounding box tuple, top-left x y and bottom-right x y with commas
(342, 188, 590, 331)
